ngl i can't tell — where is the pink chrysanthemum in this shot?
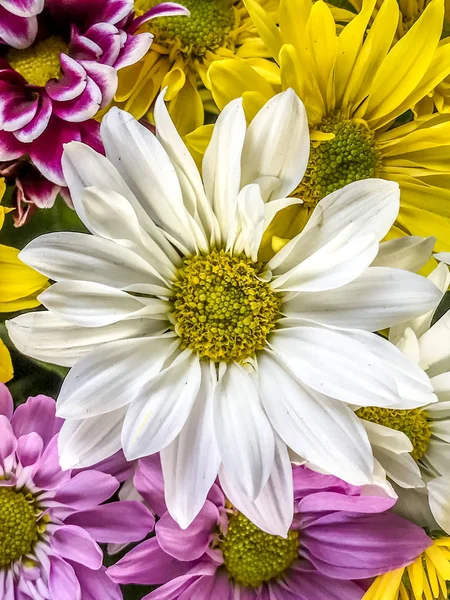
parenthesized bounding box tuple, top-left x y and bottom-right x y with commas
(108, 458, 432, 600)
(0, 0, 188, 224)
(0, 383, 154, 599)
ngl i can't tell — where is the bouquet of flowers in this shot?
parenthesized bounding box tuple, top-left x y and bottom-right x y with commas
(1, 0, 450, 598)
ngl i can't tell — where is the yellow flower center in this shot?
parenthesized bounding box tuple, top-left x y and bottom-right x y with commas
(296, 115, 381, 207)
(7, 36, 68, 87)
(171, 250, 280, 363)
(220, 512, 299, 588)
(0, 487, 39, 567)
(136, 0, 235, 57)
(356, 406, 431, 462)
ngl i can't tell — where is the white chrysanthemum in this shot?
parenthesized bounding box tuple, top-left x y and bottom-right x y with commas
(357, 260, 450, 532)
(7, 89, 440, 535)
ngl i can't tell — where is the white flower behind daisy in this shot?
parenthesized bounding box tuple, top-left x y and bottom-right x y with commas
(7, 89, 441, 536)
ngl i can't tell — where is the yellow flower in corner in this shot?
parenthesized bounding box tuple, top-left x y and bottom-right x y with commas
(207, 0, 450, 251)
(0, 179, 48, 381)
(115, 0, 280, 135)
(364, 537, 450, 600)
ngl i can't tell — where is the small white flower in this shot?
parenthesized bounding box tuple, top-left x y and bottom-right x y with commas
(7, 89, 440, 535)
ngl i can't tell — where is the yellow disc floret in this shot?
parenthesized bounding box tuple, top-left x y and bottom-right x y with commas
(7, 36, 68, 87)
(356, 407, 431, 462)
(296, 114, 381, 207)
(0, 488, 39, 567)
(136, 0, 235, 57)
(172, 250, 280, 363)
(221, 512, 299, 587)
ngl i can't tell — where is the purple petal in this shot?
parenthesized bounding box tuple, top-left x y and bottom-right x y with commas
(33, 435, 71, 490)
(176, 572, 231, 600)
(17, 167, 60, 208)
(69, 28, 103, 61)
(16, 432, 43, 467)
(53, 471, 119, 510)
(107, 538, 198, 585)
(142, 564, 219, 600)
(51, 525, 103, 569)
(83, 23, 121, 66)
(48, 555, 81, 600)
(14, 93, 52, 143)
(0, 415, 17, 463)
(128, 3, 190, 34)
(47, 0, 133, 27)
(80, 61, 118, 108)
(0, 128, 25, 160)
(302, 512, 432, 579)
(52, 76, 103, 122)
(293, 465, 361, 500)
(0, 6, 37, 48)
(0, 90, 38, 131)
(0, 384, 13, 419)
(78, 118, 102, 153)
(298, 492, 395, 519)
(114, 31, 152, 70)
(134, 455, 167, 517)
(12, 394, 60, 446)
(65, 500, 155, 543)
(156, 500, 219, 561)
(73, 564, 122, 600)
(0, 0, 44, 18)
(84, 449, 133, 483)
(286, 565, 364, 600)
(46, 54, 87, 102)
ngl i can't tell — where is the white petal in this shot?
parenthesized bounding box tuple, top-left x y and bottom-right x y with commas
(268, 178, 399, 274)
(6, 311, 159, 367)
(101, 108, 199, 253)
(258, 352, 373, 485)
(396, 328, 421, 365)
(283, 267, 441, 330)
(154, 90, 218, 246)
(202, 98, 246, 250)
(419, 310, 450, 375)
(373, 236, 436, 272)
(57, 335, 178, 419)
(372, 446, 424, 489)
(430, 372, 450, 402)
(424, 439, 450, 476)
(20, 232, 171, 295)
(427, 476, 450, 534)
(160, 361, 220, 529)
(430, 420, 450, 443)
(240, 89, 310, 202)
(213, 364, 275, 500)
(58, 407, 127, 470)
(39, 281, 169, 327)
(219, 434, 293, 537)
(122, 351, 201, 460)
(270, 326, 436, 409)
(362, 420, 413, 454)
(270, 222, 378, 292)
(435, 252, 450, 264)
(389, 262, 449, 345)
(237, 184, 265, 262)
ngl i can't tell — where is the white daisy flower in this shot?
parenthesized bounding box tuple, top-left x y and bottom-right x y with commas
(7, 89, 440, 535)
(357, 261, 450, 530)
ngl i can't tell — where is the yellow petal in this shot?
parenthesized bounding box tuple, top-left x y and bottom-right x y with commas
(244, 57, 281, 86)
(279, 0, 311, 50)
(208, 59, 274, 111)
(425, 545, 450, 580)
(0, 339, 13, 384)
(161, 63, 187, 101)
(407, 557, 424, 598)
(125, 58, 171, 119)
(397, 206, 450, 251)
(363, 0, 444, 123)
(363, 569, 403, 600)
(425, 553, 440, 597)
(243, 0, 282, 60)
(0, 244, 48, 308)
(168, 75, 203, 136)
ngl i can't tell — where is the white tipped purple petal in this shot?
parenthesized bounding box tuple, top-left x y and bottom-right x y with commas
(0, 6, 37, 48)
(14, 93, 52, 143)
(128, 3, 190, 35)
(52, 76, 104, 122)
(46, 55, 87, 102)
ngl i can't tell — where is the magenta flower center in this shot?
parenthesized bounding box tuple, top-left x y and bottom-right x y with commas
(7, 36, 68, 88)
(220, 512, 299, 587)
(0, 487, 39, 567)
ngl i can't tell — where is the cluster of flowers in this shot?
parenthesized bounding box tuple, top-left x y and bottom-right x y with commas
(1, 0, 450, 599)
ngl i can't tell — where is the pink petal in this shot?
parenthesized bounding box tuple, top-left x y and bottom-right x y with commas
(156, 500, 219, 561)
(134, 455, 167, 517)
(114, 31, 153, 70)
(0, 415, 17, 463)
(14, 93, 52, 143)
(128, 3, 190, 35)
(79, 61, 118, 108)
(12, 394, 60, 446)
(49, 555, 81, 600)
(51, 525, 103, 570)
(83, 449, 133, 483)
(65, 501, 155, 544)
(47, 0, 132, 27)
(17, 167, 60, 208)
(53, 471, 119, 510)
(0, 6, 37, 48)
(72, 564, 122, 600)
(0, 90, 38, 131)
(0, 384, 13, 419)
(78, 117, 102, 153)
(52, 76, 103, 122)
(46, 54, 87, 102)
(0, 128, 25, 160)
(0, 0, 44, 18)
(33, 435, 71, 490)
(16, 432, 43, 467)
(84, 22, 121, 66)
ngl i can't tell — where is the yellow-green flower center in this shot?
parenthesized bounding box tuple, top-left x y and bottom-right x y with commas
(220, 512, 299, 588)
(296, 115, 381, 207)
(7, 36, 68, 87)
(136, 0, 235, 57)
(171, 250, 280, 363)
(356, 406, 431, 462)
(0, 487, 39, 567)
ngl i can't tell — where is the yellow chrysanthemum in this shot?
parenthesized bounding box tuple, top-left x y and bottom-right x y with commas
(364, 537, 450, 600)
(206, 0, 450, 251)
(114, 0, 279, 135)
(0, 179, 48, 382)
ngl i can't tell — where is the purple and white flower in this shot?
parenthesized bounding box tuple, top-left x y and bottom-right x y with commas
(0, 383, 154, 599)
